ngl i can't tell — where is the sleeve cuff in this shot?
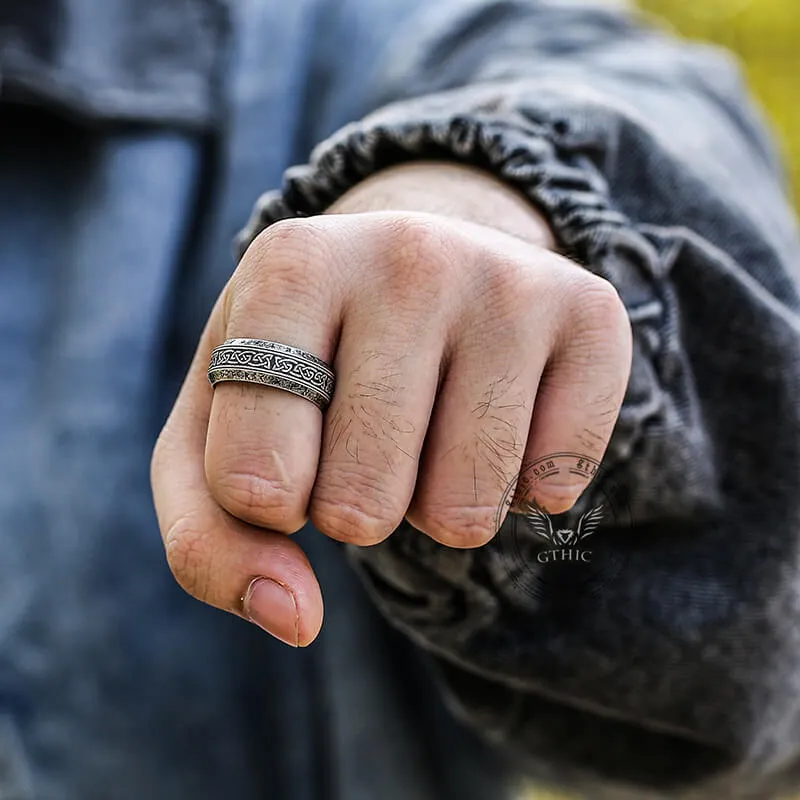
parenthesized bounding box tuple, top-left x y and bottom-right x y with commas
(235, 83, 721, 525)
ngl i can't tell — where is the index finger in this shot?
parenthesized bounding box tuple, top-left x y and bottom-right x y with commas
(150, 289, 324, 646)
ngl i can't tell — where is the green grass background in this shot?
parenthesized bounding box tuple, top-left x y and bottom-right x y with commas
(640, 0, 799, 206)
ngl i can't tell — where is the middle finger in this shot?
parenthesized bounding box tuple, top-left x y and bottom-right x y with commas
(205, 220, 342, 533)
(309, 240, 452, 544)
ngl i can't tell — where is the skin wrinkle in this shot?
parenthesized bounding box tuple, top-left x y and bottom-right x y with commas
(270, 448, 291, 486)
(165, 515, 215, 604)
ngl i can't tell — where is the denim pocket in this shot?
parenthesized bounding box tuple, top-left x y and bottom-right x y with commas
(0, 716, 33, 800)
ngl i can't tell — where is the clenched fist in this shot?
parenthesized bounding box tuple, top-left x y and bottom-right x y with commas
(151, 162, 632, 647)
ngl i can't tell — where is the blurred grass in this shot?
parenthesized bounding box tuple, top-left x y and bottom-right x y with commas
(523, 3, 798, 798)
(638, 0, 800, 206)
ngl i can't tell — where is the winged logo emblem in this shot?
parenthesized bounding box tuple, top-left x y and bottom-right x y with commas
(524, 503, 604, 546)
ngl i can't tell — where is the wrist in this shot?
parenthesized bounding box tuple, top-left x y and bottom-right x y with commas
(325, 161, 556, 250)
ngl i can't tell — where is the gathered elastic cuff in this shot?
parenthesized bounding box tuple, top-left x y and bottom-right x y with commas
(236, 88, 719, 521)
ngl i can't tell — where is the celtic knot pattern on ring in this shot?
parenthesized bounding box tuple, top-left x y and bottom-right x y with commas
(207, 338, 335, 411)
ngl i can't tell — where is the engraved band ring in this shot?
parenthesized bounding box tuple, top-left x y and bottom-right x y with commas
(207, 338, 335, 411)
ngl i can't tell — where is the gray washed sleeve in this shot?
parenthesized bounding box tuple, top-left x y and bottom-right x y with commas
(237, 1, 800, 796)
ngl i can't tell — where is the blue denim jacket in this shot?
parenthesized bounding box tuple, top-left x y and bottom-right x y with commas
(1, 1, 799, 799)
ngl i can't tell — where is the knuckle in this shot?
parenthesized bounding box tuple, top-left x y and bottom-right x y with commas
(248, 217, 327, 265)
(412, 503, 498, 548)
(231, 219, 333, 312)
(311, 500, 397, 545)
(210, 469, 307, 531)
(164, 514, 216, 603)
(378, 215, 455, 301)
(569, 273, 628, 334)
(390, 214, 447, 261)
(555, 272, 632, 367)
(482, 254, 529, 311)
(311, 472, 405, 545)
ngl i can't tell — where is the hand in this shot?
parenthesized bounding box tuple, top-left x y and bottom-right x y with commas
(151, 162, 632, 647)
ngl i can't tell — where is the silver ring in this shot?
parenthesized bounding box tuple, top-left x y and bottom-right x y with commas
(208, 338, 335, 411)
